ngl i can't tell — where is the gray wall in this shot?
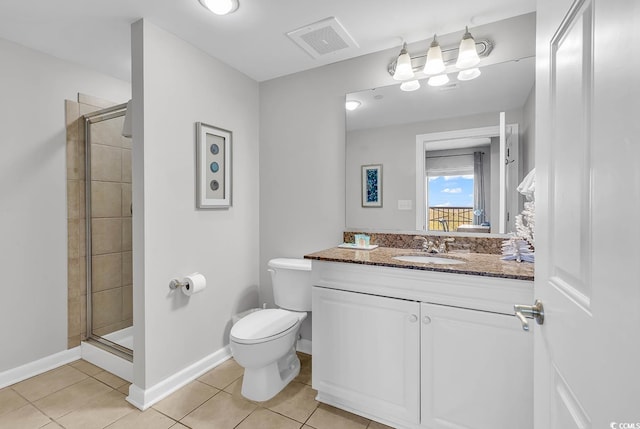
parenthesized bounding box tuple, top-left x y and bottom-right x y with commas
(0, 38, 130, 372)
(131, 20, 259, 388)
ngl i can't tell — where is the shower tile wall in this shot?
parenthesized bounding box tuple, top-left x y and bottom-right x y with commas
(65, 93, 132, 349)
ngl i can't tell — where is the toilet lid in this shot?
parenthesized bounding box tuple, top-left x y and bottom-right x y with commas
(268, 258, 312, 271)
(230, 309, 300, 343)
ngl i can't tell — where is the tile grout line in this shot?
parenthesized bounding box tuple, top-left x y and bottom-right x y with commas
(11, 366, 90, 404)
(153, 385, 222, 424)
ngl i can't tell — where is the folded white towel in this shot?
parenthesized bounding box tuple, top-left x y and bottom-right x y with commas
(517, 168, 536, 201)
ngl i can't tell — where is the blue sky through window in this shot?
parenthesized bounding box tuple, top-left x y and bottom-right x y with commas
(427, 175, 474, 207)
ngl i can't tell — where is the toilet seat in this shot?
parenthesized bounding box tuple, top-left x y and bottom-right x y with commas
(230, 309, 301, 345)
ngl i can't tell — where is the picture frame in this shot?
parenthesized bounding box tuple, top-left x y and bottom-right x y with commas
(196, 122, 232, 208)
(361, 164, 382, 207)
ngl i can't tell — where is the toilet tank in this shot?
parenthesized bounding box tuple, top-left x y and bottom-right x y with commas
(268, 258, 312, 311)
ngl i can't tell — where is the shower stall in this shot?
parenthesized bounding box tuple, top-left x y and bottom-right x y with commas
(82, 102, 133, 361)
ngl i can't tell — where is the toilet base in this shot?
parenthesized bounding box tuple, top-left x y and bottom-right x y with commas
(240, 347, 300, 401)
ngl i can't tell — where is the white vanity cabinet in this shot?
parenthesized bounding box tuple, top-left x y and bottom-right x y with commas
(311, 260, 533, 429)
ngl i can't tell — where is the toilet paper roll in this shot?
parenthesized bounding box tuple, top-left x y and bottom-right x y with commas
(182, 273, 206, 296)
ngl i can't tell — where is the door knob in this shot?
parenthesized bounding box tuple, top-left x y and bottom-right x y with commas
(513, 299, 544, 331)
(408, 314, 418, 323)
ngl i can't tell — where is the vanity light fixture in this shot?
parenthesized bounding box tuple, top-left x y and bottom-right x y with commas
(428, 74, 450, 87)
(386, 27, 492, 92)
(455, 26, 480, 69)
(345, 100, 361, 111)
(393, 43, 414, 81)
(198, 0, 239, 15)
(400, 80, 421, 92)
(457, 67, 481, 81)
(423, 35, 446, 75)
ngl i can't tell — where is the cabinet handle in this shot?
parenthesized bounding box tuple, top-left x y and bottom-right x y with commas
(408, 314, 418, 323)
(422, 316, 431, 324)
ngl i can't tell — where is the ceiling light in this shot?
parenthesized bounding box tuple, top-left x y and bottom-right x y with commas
(457, 67, 481, 81)
(423, 35, 446, 75)
(456, 26, 480, 69)
(393, 43, 414, 81)
(428, 74, 450, 87)
(400, 80, 421, 92)
(198, 0, 239, 15)
(345, 100, 361, 111)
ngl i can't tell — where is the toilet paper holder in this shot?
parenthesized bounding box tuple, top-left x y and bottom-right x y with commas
(169, 273, 206, 295)
(169, 278, 187, 290)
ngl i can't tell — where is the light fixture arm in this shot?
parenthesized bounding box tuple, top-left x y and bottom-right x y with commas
(387, 39, 494, 77)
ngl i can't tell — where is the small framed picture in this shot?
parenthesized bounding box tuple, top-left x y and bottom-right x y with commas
(196, 122, 232, 208)
(361, 164, 382, 207)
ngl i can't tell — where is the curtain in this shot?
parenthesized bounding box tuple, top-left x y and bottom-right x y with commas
(473, 151, 486, 225)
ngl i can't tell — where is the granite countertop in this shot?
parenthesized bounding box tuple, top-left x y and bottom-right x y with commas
(304, 247, 534, 281)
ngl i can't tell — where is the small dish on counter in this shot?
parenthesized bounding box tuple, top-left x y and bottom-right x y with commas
(337, 243, 379, 250)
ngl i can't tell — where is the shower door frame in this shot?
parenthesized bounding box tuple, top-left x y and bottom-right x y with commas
(83, 102, 133, 361)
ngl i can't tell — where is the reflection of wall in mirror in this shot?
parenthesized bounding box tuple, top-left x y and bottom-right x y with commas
(346, 107, 534, 232)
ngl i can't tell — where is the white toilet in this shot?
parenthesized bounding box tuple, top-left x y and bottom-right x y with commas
(229, 258, 312, 401)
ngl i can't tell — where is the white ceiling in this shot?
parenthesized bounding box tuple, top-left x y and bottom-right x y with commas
(0, 0, 536, 82)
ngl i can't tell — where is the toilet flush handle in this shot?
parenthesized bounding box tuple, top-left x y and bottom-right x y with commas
(267, 268, 276, 277)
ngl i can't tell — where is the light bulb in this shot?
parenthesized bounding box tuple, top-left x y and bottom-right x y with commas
(456, 26, 480, 69)
(457, 68, 481, 81)
(199, 0, 239, 15)
(400, 80, 421, 92)
(428, 74, 450, 87)
(393, 43, 414, 81)
(423, 35, 446, 75)
(345, 100, 361, 111)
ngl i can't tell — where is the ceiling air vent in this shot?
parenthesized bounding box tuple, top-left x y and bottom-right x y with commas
(286, 17, 359, 59)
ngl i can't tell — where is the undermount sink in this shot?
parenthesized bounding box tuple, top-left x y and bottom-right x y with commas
(393, 255, 466, 265)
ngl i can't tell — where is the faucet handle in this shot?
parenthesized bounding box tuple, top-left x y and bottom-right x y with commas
(438, 237, 455, 253)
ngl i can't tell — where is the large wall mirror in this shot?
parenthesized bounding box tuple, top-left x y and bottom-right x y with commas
(345, 56, 535, 236)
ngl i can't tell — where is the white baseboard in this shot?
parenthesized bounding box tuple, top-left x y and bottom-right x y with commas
(0, 347, 81, 389)
(126, 345, 231, 410)
(81, 342, 133, 382)
(297, 339, 312, 355)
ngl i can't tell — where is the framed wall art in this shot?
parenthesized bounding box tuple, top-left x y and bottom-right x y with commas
(361, 164, 382, 207)
(196, 122, 232, 208)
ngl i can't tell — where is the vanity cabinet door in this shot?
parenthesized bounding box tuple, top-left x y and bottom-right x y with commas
(312, 286, 421, 426)
(420, 303, 533, 429)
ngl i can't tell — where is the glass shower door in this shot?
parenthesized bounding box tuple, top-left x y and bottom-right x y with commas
(84, 103, 133, 358)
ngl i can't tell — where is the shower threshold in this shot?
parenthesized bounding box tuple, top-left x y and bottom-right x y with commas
(103, 326, 134, 350)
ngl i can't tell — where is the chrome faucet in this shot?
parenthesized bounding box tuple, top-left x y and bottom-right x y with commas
(413, 236, 455, 253)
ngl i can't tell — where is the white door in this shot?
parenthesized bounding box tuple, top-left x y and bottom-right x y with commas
(535, 0, 640, 427)
(499, 111, 506, 233)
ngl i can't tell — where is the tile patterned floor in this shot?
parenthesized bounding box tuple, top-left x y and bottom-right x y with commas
(0, 353, 393, 429)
